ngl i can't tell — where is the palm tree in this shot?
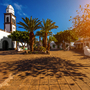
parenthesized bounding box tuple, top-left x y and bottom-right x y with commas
(17, 16, 42, 51)
(41, 30, 52, 48)
(41, 19, 58, 48)
(35, 30, 52, 47)
(35, 30, 43, 46)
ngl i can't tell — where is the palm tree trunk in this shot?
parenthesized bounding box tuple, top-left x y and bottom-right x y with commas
(43, 38, 44, 47)
(39, 36, 41, 42)
(43, 38, 45, 47)
(45, 32, 47, 49)
(39, 36, 41, 46)
(48, 42, 50, 50)
(29, 32, 34, 52)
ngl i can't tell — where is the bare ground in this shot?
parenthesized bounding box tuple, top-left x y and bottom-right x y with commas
(0, 49, 90, 90)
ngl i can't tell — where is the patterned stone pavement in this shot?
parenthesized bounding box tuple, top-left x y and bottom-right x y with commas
(0, 50, 90, 90)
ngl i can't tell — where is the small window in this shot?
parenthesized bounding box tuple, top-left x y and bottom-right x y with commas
(53, 44, 55, 48)
(6, 17, 9, 22)
(7, 10, 9, 13)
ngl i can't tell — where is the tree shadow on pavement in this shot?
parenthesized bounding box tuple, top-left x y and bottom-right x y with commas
(0, 50, 24, 55)
(0, 56, 88, 81)
(71, 49, 84, 55)
(71, 49, 90, 59)
(50, 49, 61, 51)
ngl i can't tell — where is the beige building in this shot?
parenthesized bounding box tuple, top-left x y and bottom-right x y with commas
(74, 38, 90, 49)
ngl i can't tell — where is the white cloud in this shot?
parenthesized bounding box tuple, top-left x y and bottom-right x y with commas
(1, 0, 12, 6)
(23, 13, 26, 16)
(14, 3, 22, 10)
(14, 3, 28, 17)
(17, 11, 22, 16)
(0, 1, 28, 17)
(0, 3, 9, 6)
(23, 13, 29, 17)
(17, 12, 29, 17)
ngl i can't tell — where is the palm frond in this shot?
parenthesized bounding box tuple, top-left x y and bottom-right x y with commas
(17, 16, 42, 32)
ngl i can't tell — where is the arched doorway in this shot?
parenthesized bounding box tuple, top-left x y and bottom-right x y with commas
(2, 40, 9, 50)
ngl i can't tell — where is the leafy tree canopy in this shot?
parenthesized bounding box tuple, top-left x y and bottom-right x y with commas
(48, 36, 58, 43)
(54, 30, 78, 45)
(69, 4, 90, 38)
(8, 31, 30, 46)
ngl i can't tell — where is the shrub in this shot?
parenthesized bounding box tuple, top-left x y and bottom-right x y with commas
(28, 51, 32, 54)
(21, 46, 23, 49)
(34, 46, 38, 51)
(35, 51, 38, 54)
(39, 46, 46, 52)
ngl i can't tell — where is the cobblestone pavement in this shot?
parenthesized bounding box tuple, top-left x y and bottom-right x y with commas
(0, 50, 90, 90)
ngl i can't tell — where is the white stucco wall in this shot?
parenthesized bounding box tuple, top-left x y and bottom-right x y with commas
(50, 42, 57, 49)
(0, 37, 12, 49)
(5, 15, 10, 22)
(18, 42, 27, 47)
(6, 5, 14, 15)
(13, 41, 16, 48)
(0, 30, 10, 40)
(12, 16, 15, 20)
(12, 25, 16, 31)
(0, 30, 13, 49)
(5, 24, 10, 32)
(6, 9, 14, 15)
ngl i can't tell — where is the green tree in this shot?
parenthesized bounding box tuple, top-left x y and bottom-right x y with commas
(69, 4, 90, 38)
(17, 16, 42, 51)
(8, 31, 29, 49)
(54, 30, 78, 45)
(41, 19, 58, 49)
(54, 31, 64, 45)
(63, 30, 78, 43)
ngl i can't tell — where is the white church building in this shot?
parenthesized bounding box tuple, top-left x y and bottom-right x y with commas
(0, 5, 17, 50)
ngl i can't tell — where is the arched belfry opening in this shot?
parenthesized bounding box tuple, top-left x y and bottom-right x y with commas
(6, 17, 9, 22)
(2, 40, 9, 50)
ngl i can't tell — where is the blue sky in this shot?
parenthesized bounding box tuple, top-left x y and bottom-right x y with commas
(0, 0, 90, 36)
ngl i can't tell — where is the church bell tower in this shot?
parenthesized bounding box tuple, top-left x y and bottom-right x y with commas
(4, 5, 16, 33)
